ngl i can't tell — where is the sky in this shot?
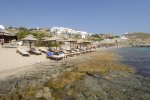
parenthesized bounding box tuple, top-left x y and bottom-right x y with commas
(0, 0, 150, 34)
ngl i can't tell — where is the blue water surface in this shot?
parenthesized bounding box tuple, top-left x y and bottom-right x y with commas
(113, 47, 150, 76)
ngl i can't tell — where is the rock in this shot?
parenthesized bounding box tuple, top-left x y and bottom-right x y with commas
(76, 93, 86, 100)
(86, 95, 97, 100)
(63, 96, 76, 100)
(43, 87, 53, 100)
(43, 87, 50, 93)
(35, 90, 44, 98)
(82, 90, 92, 97)
(43, 92, 52, 100)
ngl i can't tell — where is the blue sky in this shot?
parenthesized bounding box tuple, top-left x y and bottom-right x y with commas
(0, 0, 150, 34)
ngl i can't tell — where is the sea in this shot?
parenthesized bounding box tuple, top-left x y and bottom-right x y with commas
(113, 47, 150, 77)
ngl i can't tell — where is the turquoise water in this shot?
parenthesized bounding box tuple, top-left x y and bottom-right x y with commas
(114, 47, 150, 76)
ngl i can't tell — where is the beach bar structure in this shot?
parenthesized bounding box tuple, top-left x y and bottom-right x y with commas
(0, 29, 17, 43)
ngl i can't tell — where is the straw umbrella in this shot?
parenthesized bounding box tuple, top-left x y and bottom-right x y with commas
(41, 37, 50, 40)
(82, 40, 92, 47)
(0, 29, 11, 47)
(21, 35, 38, 49)
(43, 36, 63, 49)
(26, 34, 36, 37)
(65, 38, 77, 49)
(76, 39, 84, 49)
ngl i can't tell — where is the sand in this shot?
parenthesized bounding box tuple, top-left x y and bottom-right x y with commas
(0, 46, 112, 80)
(0, 46, 49, 71)
(0, 46, 50, 77)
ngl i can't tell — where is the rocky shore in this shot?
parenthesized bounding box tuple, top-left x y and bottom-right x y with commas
(0, 49, 150, 100)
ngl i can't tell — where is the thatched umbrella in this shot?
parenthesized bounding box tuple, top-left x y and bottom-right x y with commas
(82, 40, 92, 47)
(44, 36, 63, 49)
(65, 38, 77, 49)
(0, 29, 12, 47)
(41, 37, 50, 40)
(26, 34, 36, 37)
(76, 39, 84, 49)
(0, 29, 10, 35)
(21, 35, 37, 49)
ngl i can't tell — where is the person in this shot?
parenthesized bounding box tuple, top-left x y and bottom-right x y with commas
(76, 45, 79, 49)
(0, 38, 4, 48)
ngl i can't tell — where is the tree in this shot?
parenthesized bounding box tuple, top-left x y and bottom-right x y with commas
(17, 28, 31, 40)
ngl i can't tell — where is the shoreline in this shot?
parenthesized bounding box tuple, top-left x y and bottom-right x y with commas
(0, 48, 150, 99)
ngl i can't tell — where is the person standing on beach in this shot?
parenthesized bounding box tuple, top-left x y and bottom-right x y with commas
(0, 38, 4, 48)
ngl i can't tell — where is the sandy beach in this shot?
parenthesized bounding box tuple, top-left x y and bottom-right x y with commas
(0, 46, 50, 80)
(0, 47, 118, 80)
(0, 46, 48, 71)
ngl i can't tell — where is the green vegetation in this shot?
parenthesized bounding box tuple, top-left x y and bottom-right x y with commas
(17, 27, 31, 40)
(91, 34, 120, 41)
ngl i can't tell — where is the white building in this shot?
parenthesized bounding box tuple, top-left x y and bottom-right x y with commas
(50, 26, 91, 39)
(0, 25, 5, 29)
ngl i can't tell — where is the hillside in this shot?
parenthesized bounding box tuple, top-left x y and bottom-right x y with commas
(125, 32, 150, 39)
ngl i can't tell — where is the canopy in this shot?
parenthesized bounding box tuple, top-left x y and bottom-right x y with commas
(65, 38, 77, 42)
(21, 36, 37, 41)
(76, 39, 84, 43)
(26, 34, 36, 38)
(0, 29, 15, 36)
(21, 34, 37, 48)
(65, 38, 77, 49)
(44, 36, 63, 41)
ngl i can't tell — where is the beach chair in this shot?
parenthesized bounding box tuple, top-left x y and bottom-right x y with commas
(55, 52, 67, 59)
(16, 48, 30, 56)
(46, 51, 62, 61)
(29, 48, 41, 55)
(70, 50, 81, 55)
(39, 47, 48, 53)
(62, 50, 74, 57)
(75, 49, 86, 54)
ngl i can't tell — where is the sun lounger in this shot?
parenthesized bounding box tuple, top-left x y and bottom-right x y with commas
(55, 52, 67, 59)
(46, 51, 62, 61)
(86, 48, 96, 53)
(77, 49, 88, 54)
(16, 48, 30, 56)
(39, 47, 48, 53)
(75, 49, 86, 54)
(62, 50, 74, 57)
(70, 50, 81, 55)
(29, 48, 41, 55)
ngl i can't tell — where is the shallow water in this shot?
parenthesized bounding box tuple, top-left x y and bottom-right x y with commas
(112, 47, 150, 76)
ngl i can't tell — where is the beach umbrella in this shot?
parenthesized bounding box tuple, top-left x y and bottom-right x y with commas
(82, 40, 92, 47)
(0, 29, 12, 47)
(0, 29, 10, 35)
(41, 37, 50, 40)
(65, 38, 77, 49)
(44, 36, 63, 49)
(26, 34, 36, 37)
(21, 35, 38, 49)
(44, 36, 62, 41)
(76, 39, 84, 48)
